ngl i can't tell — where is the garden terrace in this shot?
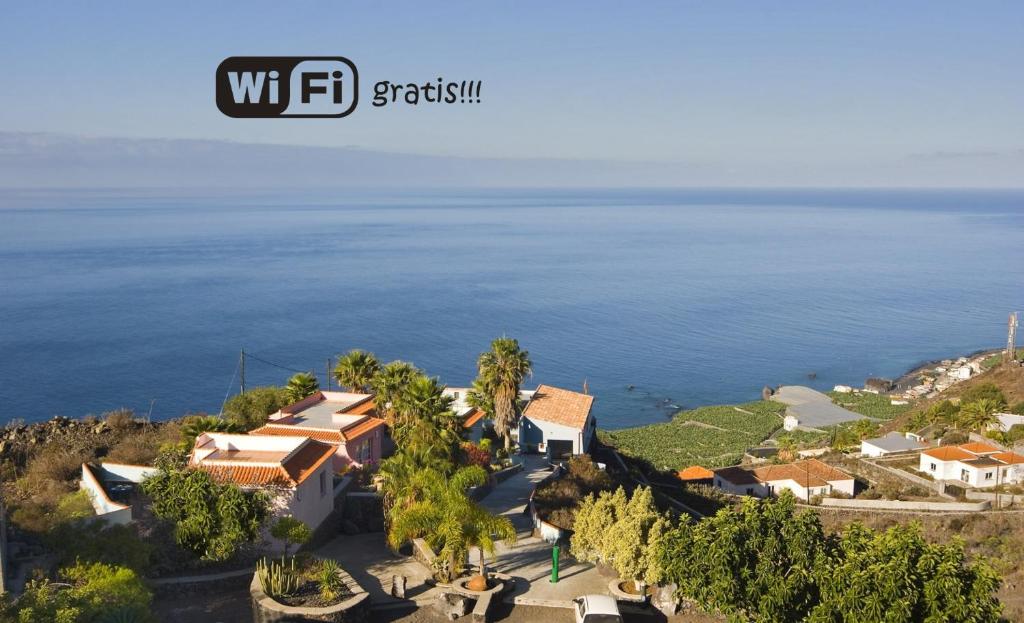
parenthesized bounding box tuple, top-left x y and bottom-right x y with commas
(600, 400, 786, 470)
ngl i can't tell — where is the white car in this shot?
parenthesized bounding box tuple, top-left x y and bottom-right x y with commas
(573, 595, 623, 623)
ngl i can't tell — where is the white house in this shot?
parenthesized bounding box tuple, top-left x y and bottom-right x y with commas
(713, 466, 770, 497)
(252, 391, 387, 468)
(190, 433, 337, 536)
(517, 385, 596, 458)
(753, 459, 856, 499)
(713, 459, 855, 500)
(860, 431, 927, 457)
(918, 442, 1024, 488)
(992, 413, 1024, 433)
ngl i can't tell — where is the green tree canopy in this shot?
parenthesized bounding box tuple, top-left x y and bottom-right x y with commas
(387, 464, 516, 582)
(5, 562, 153, 623)
(333, 349, 381, 393)
(371, 360, 421, 424)
(475, 337, 532, 451)
(222, 386, 290, 430)
(657, 493, 1002, 623)
(958, 398, 1003, 431)
(270, 515, 312, 557)
(285, 372, 320, 403)
(959, 383, 1007, 408)
(141, 468, 269, 561)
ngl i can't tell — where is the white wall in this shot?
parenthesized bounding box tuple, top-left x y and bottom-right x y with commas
(713, 477, 769, 498)
(79, 464, 132, 525)
(861, 441, 888, 458)
(529, 418, 591, 455)
(919, 454, 958, 480)
(283, 461, 335, 534)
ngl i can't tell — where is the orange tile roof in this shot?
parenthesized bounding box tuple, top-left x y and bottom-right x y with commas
(676, 465, 715, 481)
(922, 446, 976, 461)
(993, 451, 1024, 465)
(250, 424, 344, 443)
(753, 459, 853, 488)
(198, 439, 335, 487)
(340, 417, 387, 441)
(463, 408, 485, 429)
(282, 440, 336, 484)
(341, 397, 377, 416)
(959, 442, 1000, 455)
(522, 385, 594, 429)
(202, 464, 293, 487)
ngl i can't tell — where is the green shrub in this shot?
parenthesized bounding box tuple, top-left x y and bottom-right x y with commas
(5, 562, 152, 623)
(222, 386, 290, 430)
(142, 467, 268, 561)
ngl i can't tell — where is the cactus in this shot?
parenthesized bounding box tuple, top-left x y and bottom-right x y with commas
(256, 556, 300, 599)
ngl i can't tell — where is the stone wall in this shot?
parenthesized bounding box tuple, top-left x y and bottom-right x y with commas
(820, 498, 990, 512)
(250, 567, 369, 623)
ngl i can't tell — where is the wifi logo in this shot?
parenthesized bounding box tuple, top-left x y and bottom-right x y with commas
(216, 57, 358, 118)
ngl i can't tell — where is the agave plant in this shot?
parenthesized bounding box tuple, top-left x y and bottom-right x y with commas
(256, 556, 300, 599)
(316, 559, 344, 602)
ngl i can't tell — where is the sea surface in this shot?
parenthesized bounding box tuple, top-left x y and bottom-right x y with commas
(1, 188, 1022, 429)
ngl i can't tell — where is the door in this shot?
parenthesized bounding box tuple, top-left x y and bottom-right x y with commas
(548, 439, 574, 459)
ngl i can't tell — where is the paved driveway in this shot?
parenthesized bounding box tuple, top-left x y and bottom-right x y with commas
(773, 385, 865, 428)
(482, 454, 554, 531)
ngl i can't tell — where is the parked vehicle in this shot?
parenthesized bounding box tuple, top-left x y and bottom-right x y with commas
(573, 595, 623, 623)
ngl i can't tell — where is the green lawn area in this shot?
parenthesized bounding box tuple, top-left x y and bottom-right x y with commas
(599, 400, 786, 470)
(827, 391, 913, 420)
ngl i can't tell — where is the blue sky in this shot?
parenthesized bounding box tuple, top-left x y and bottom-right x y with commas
(1, 2, 1022, 186)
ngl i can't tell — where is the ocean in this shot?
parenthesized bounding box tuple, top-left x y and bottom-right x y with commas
(1, 188, 1022, 429)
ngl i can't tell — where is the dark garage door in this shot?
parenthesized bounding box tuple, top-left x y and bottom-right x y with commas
(548, 439, 574, 459)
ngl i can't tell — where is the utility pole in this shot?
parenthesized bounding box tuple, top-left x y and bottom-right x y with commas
(1007, 312, 1018, 362)
(240, 349, 246, 395)
(326, 358, 332, 391)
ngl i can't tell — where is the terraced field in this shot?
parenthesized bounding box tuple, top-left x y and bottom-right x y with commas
(600, 400, 787, 470)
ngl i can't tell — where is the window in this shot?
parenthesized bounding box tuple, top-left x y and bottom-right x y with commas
(960, 469, 970, 482)
(357, 441, 370, 463)
(745, 488, 754, 495)
(985, 472, 993, 480)
(929, 463, 937, 471)
(320, 470, 327, 497)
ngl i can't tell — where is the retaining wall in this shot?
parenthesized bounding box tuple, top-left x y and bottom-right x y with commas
(250, 567, 369, 623)
(820, 498, 990, 512)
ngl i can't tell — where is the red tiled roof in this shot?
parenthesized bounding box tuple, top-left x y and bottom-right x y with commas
(340, 396, 377, 416)
(753, 460, 852, 488)
(340, 417, 387, 441)
(959, 442, 1000, 455)
(250, 424, 344, 443)
(993, 451, 1024, 465)
(522, 385, 594, 430)
(202, 464, 293, 487)
(922, 446, 977, 461)
(282, 440, 336, 484)
(676, 466, 715, 481)
(199, 439, 335, 487)
(463, 408, 485, 429)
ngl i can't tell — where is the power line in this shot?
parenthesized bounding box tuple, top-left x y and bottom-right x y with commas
(218, 355, 241, 416)
(243, 351, 312, 375)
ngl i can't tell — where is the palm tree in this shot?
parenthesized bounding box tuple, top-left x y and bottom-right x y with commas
(466, 378, 496, 419)
(333, 349, 381, 393)
(387, 465, 516, 582)
(476, 337, 532, 451)
(958, 399, 1001, 432)
(392, 375, 461, 459)
(371, 360, 421, 425)
(285, 372, 320, 403)
(181, 414, 240, 443)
